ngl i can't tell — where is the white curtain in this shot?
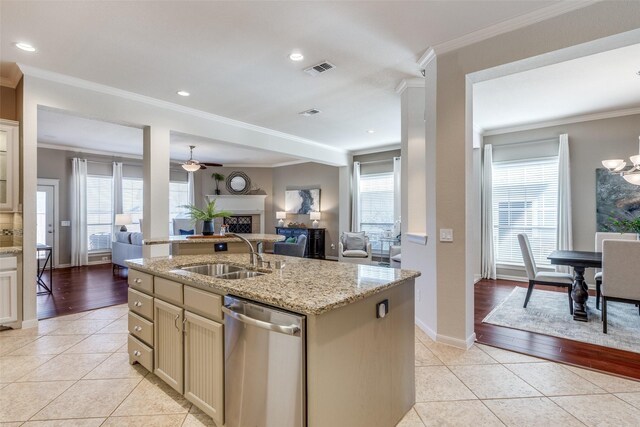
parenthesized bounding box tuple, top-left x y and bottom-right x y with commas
(481, 144, 496, 279)
(351, 161, 361, 232)
(112, 162, 123, 239)
(393, 157, 401, 223)
(187, 172, 195, 206)
(556, 134, 573, 273)
(71, 158, 88, 266)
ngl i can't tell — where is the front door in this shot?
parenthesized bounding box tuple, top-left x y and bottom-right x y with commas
(36, 184, 55, 267)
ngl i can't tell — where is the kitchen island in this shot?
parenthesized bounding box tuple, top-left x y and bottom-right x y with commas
(126, 253, 419, 427)
(143, 233, 284, 255)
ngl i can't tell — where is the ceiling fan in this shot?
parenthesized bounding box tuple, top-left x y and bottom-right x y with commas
(181, 145, 223, 172)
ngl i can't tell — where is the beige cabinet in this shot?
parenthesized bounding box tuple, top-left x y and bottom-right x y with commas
(154, 298, 184, 393)
(0, 256, 18, 324)
(0, 120, 19, 211)
(184, 311, 224, 425)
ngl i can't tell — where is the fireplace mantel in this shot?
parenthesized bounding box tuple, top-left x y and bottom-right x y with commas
(206, 195, 268, 233)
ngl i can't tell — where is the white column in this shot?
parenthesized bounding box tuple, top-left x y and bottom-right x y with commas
(142, 125, 170, 258)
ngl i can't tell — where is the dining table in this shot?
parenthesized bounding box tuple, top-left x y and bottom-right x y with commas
(547, 250, 602, 322)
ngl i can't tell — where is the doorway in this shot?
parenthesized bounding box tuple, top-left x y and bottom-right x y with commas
(36, 179, 59, 268)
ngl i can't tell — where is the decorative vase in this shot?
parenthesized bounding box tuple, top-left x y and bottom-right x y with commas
(202, 220, 214, 235)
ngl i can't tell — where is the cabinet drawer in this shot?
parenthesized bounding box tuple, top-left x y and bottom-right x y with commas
(128, 270, 153, 293)
(0, 256, 17, 270)
(184, 286, 223, 322)
(128, 312, 153, 346)
(155, 277, 183, 305)
(128, 335, 153, 372)
(128, 288, 154, 320)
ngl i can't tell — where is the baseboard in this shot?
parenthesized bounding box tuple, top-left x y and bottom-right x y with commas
(88, 259, 111, 266)
(56, 263, 71, 269)
(496, 274, 528, 283)
(436, 332, 477, 350)
(325, 256, 338, 261)
(415, 317, 437, 342)
(21, 318, 39, 329)
(474, 274, 482, 284)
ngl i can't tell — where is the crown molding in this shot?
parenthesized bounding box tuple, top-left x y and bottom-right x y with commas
(351, 143, 401, 156)
(481, 106, 640, 136)
(417, 48, 436, 68)
(395, 78, 425, 94)
(432, 0, 599, 55)
(0, 65, 23, 88)
(18, 64, 348, 155)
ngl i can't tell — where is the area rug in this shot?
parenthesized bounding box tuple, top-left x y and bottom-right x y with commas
(483, 287, 640, 354)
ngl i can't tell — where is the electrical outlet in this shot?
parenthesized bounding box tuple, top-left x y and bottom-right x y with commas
(439, 228, 453, 242)
(61, 220, 71, 227)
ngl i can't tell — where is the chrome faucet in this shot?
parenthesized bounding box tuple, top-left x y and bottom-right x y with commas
(230, 234, 264, 267)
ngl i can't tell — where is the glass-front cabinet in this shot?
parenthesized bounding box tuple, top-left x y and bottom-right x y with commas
(0, 120, 18, 211)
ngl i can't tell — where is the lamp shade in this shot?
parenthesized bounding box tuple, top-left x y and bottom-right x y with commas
(276, 211, 287, 220)
(182, 162, 201, 172)
(115, 214, 132, 226)
(601, 159, 625, 171)
(310, 211, 321, 220)
(623, 173, 640, 185)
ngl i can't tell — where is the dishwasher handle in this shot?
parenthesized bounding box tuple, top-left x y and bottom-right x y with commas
(222, 305, 301, 337)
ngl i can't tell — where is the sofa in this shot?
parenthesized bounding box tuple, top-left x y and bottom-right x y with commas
(112, 231, 143, 270)
(273, 234, 307, 258)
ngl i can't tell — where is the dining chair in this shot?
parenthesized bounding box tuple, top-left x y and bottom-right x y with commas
(594, 232, 637, 310)
(601, 240, 640, 333)
(517, 234, 575, 314)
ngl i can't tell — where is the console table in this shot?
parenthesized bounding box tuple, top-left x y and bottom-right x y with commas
(275, 227, 326, 259)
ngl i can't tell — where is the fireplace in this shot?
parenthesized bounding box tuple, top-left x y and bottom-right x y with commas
(224, 216, 253, 234)
(206, 195, 267, 233)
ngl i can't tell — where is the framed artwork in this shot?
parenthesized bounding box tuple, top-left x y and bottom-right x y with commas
(285, 189, 320, 214)
(596, 168, 640, 231)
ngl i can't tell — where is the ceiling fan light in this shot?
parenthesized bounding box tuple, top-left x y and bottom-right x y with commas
(602, 159, 625, 170)
(182, 162, 201, 172)
(623, 173, 640, 185)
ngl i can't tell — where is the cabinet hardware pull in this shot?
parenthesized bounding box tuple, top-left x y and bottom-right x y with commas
(134, 326, 142, 332)
(134, 301, 142, 307)
(174, 314, 180, 330)
(134, 278, 142, 284)
(133, 350, 141, 357)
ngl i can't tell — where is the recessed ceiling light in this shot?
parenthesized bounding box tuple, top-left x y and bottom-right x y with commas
(177, 90, 190, 97)
(289, 50, 304, 61)
(367, 129, 375, 134)
(15, 42, 36, 52)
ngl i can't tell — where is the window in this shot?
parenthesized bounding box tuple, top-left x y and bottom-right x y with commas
(492, 157, 558, 266)
(123, 178, 143, 232)
(359, 172, 395, 250)
(87, 175, 113, 252)
(169, 181, 190, 220)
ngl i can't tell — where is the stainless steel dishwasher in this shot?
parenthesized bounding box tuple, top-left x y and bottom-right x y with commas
(222, 295, 306, 427)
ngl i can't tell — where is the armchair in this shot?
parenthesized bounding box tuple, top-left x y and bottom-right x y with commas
(338, 232, 373, 265)
(273, 234, 307, 258)
(390, 245, 401, 268)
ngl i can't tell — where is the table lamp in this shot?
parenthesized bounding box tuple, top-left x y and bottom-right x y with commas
(310, 211, 321, 228)
(276, 211, 287, 227)
(115, 214, 132, 232)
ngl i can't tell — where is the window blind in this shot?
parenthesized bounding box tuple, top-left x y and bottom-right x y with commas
(123, 178, 143, 232)
(492, 157, 559, 266)
(360, 172, 394, 244)
(169, 181, 189, 220)
(87, 175, 113, 251)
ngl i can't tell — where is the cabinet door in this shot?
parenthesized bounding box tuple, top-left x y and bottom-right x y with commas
(154, 299, 184, 393)
(184, 311, 224, 425)
(0, 121, 17, 211)
(0, 270, 17, 324)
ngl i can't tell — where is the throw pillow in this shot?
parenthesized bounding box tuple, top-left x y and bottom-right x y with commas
(286, 237, 297, 243)
(343, 231, 366, 251)
(179, 229, 195, 236)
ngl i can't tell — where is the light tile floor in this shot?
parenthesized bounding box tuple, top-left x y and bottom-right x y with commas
(2, 305, 640, 426)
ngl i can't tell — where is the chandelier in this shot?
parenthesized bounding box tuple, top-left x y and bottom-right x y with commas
(601, 136, 640, 185)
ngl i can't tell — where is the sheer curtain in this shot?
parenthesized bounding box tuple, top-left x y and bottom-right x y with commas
(112, 162, 123, 239)
(393, 157, 401, 224)
(187, 171, 195, 206)
(556, 134, 573, 273)
(481, 144, 496, 279)
(71, 158, 88, 266)
(351, 161, 361, 232)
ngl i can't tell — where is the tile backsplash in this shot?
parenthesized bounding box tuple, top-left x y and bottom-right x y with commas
(0, 212, 23, 247)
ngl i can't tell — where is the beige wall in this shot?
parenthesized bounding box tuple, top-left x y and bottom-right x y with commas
(484, 113, 640, 280)
(423, 2, 640, 345)
(272, 162, 340, 258)
(1, 86, 17, 120)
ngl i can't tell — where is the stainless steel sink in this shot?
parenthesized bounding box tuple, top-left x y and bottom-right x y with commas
(180, 263, 244, 276)
(216, 270, 266, 280)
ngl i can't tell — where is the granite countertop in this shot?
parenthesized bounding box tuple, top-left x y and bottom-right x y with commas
(126, 254, 420, 315)
(0, 246, 22, 255)
(143, 233, 285, 245)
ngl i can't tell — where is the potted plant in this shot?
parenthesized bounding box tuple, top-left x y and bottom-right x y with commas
(211, 173, 225, 195)
(182, 198, 232, 235)
(606, 217, 640, 237)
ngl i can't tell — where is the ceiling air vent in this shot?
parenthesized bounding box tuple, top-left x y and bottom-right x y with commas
(304, 61, 336, 76)
(299, 108, 321, 116)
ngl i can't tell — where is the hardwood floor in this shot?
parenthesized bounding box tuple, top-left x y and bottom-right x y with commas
(475, 279, 640, 380)
(37, 264, 129, 320)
